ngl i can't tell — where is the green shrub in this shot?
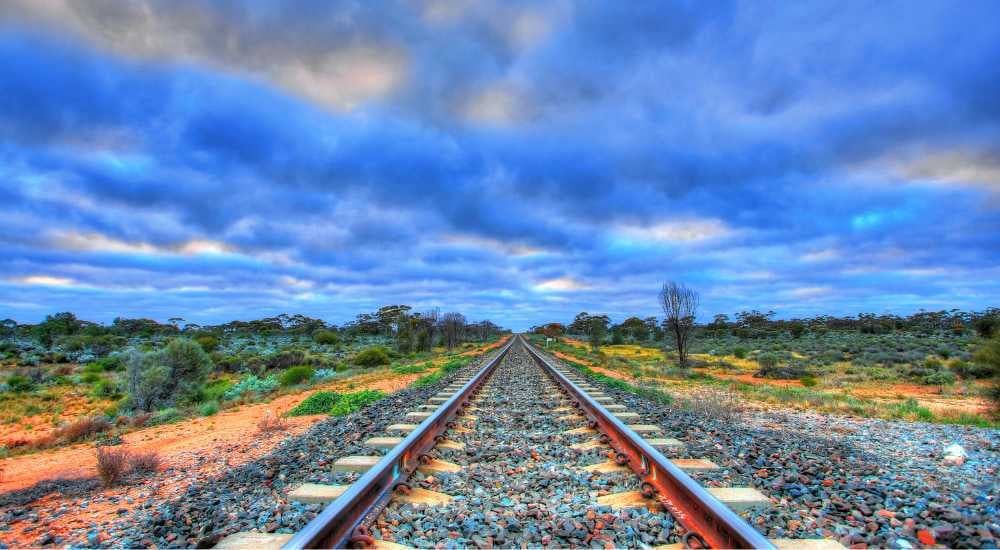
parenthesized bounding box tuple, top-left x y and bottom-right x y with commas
(279, 365, 315, 386)
(891, 398, 935, 422)
(393, 363, 429, 375)
(921, 370, 957, 386)
(733, 347, 748, 359)
(91, 379, 120, 398)
(81, 372, 101, 384)
(124, 339, 213, 411)
(313, 330, 339, 345)
(7, 375, 35, 393)
(288, 391, 340, 416)
(195, 335, 220, 353)
(412, 372, 444, 387)
(82, 362, 104, 374)
(440, 357, 471, 373)
(924, 357, 943, 370)
(800, 376, 818, 387)
(329, 390, 385, 416)
(199, 401, 219, 416)
(203, 378, 234, 402)
(353, 347, 391, 367)
(149, 407, 182, 425)
(93, 355, 124, 372)
(222, 374, 279, 400)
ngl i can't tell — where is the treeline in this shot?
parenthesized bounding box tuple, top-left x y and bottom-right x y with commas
(0, 306, 508, 357)
(532, 308, 1000, 345)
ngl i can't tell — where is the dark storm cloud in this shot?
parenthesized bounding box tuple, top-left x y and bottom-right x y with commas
(0, 1, 998, 329)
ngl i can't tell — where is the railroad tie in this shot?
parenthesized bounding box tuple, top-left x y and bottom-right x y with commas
(614, 411, 641, 420)
(603, 403, 628, 411)
(394, 486, 454, 506)
(365, 436, 403, 450)
(670, 458, 721, 472)
(333, 455, 381, 473)
(287, 483, 350, 504)
(436, 438, 465, 450)
(581, 460, 631, 474)
(594, 486, 770, 514)
(647, 438, 685, 451)
(593, 396, 613, 403)
(405, 411, 433, 421)
(626, 424, 662, 433)
(652, 539, 846, 550)
(417, 458, 462, 474)
(557, 413, 585, 422)
(385, 423, 419, 434)
(215, 532, 293, 549)
(563, 426, 598, 435)
(428, 397, 449, 403)
(569, 439, 604, 451)
(418, 404, 439, 411)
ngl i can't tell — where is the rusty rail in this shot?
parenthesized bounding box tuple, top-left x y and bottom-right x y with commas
(282, 337, 515, 549)
(523, 338, 775, 550)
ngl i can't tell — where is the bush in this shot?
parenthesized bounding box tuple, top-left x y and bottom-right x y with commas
(223, 375, 279, 400)
(733, 347, 748, 359)
(279, 365, 315, 387)
(149, 408, 182, 425)
(393, 363, 429, 375)
(800, 376, 818, 387)
(199, 401, 219, 416)
(257, 410, 288, 433)
(124, 339, 213, 411)
(6, 375, 35, 393)
(53, 416, 112, 443)
(129, 451, 160, 474)
(195, 335, 220, 353)
(313, 330, 339, 345)
(330, 390, 385, 416)
(202, 378, 234, 401)
(288, 391, 340, 416)
(81, 372, 101, 384)
(313, 368, 340, 381)
(921, 370, 957, 386)
(96, 447, 130, 487)
(266, 350, 305, 370)
(353, 347, 391, 367)
(82, 362, 104, 374)
(91, 379, 120, 398)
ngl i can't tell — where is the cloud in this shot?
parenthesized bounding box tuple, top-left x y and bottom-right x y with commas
(0, 1, 998, 329)
(8, 275, 78, 287)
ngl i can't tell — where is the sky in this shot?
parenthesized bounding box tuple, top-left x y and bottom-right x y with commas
(1, 1, 999, 331)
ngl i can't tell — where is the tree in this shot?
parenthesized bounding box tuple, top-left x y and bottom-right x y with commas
(125, 339, 213, 411)
(973, 335, 1000, 415)
(587, 315, 609, 350)
(441, 312, 466, 350)
(659, 282, 699, 368)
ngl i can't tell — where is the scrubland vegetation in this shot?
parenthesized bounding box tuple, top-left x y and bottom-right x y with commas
(0, 308, 507, 457)
(531, 307, 1000, 426)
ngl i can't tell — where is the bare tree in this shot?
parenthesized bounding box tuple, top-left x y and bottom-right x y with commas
(659, 282, 699, 368)
(440, 312, 466, 350)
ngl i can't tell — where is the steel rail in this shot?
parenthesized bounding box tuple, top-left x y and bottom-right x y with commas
(523, 338, 776, 550)
(282, 337, 516, 549)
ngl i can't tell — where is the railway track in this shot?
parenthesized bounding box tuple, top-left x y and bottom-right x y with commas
(219, 336, 842, 549)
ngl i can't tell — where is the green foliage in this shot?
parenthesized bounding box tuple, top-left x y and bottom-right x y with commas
(279, 365, 315, 386)
(353, 347, 391, 367)
(149, 407, 182, 425)
(329, 390, 385, 416)
(733, 347, 748, 359)
(6, 375, 35, 393)
(313, 330, 339, 345)
(195, 335, 220, 353)
(891, 398, 935, 422)
(91, 379, 120, 398)
(799, 375, 818, 387)
(82, 362, 104, 374)
(393, 363, 430, 375)
(288, 391, 340, 416)
(412, 372, 444, 387)
(124, 339, 214, 411)
(757, 352, 779, 370)
(222, 374, 279, 400)
(81, 372, 101, 384)
(199, 401, 219, 416)
(93, 355, 124, 372)
(440, 357, 471, 373)
(201, 378, 234, 402)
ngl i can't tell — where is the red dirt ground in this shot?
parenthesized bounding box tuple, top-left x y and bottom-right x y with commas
(0, 340, 508, 547)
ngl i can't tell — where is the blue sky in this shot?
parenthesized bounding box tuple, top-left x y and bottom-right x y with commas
(1, 1, 998, 331)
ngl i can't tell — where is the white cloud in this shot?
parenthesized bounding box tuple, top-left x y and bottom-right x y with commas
(617, 218, 735, 244)
(8, 275, 77, 287)
(533, 277, 590, 292)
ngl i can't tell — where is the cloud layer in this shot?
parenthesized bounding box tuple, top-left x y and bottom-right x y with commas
(1, 0, 998, 329)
